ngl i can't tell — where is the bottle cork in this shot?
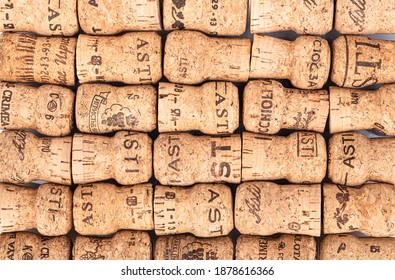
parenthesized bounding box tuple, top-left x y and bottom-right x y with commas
(154, 133, 241, 186)
(0, 33, 76, 86)
(154, 184, 233, 237)
(0, 131, 72, 185)
(163, 0, 247, 36)
(328, 132, 395, 186)
(76, 32, 162, 84)
(242, 132, 327, 183)
(73, 183, 154, 235)
(76, 84, 156, 134)
(0, 232, 71, 260)
(72, 131, 152, 185)
(243, 80, 329, 134)
(235, 182, 321, 237)
(164, 30, 251, 84)
(158, 82, 239, 135)
(155, 234, 233, 260)
(250, 35, 331, 90)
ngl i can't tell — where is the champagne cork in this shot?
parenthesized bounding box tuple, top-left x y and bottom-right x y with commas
(72, 131, 152, 185)
(243, 80, 329, 134)
(164, 30, 251, 84)
(0, 131, 72, 185)
(329, 85, 395, 136)
(158, 82, 239, 135)
(0, 33, 76, 86)
(328, 132, 395, 186)
(73, 231, 151, 260)
(76, 84, 156, 134)
(78, 0, 161, 35)
(155, 234, 233, 260)
(242, 132, 327, 183)
(163, 0, 247, 36)
(236, 234, 316, 260)
(250, 35, 331, 90)
(154, 133, 241, 186)
(76, 32, 162, 84)
(0, 232, 71, 260)
(154, 184, 233, 237)
(235, 182, 321, 237)
(73, 183, 154, 235)
(250, 0, 333, 35)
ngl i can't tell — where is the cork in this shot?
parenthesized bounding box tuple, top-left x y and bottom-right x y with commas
(243, 80, 329, 134)
(78, 0, 161, 35)
(329, 85, 395, 136)
(163, 0, 247, 36)
(242, 132, 327, 183)
(250, 0, 333, 35)
(73, 231, 151, 260)
(154, 184, 233, 237)
(236, 234, 316, 260)
(72, 131, 152, 185)
(164, 30, 251, 84)
(76, 32, 162, 84)
(76, 84, 156, 134)
(158, 82, 239, 135)
(73, 183, 154, 235)
(155, 234, 233, 260)
(0, 131, 72, 185)
(235, 182, 321, 237)
(154, 133, 241, 186)
(250, 35, 331, 90)
(0, 232, 71, 260)
(0, 33, 76, 86)
(328, 132, 395, 186)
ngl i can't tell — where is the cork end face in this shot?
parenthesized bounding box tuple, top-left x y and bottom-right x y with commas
(330, 36, 347, 87)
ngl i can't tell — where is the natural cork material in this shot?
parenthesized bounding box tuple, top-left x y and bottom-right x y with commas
(0, 131, 72, 185)
(235, 182, 321, 237)
(164, 30, 251, 84)
(242, 132, 327, 183)
(328, 132, 395, 186)
(0, 33, 76, 86)
(158, 82, 239, 134)
(243, 80, 329, 134)
(73, 183, 154, 235)
(163, 0, 247, 36)
(154, 184, 233, 237)
(76, 32, 162, 84)
(72, 131, 152, 185)
(154, 133, 241, 186)
(73, 231, 151, 260)
(250, 35, 331, 90)
(76, 84, 156, 134)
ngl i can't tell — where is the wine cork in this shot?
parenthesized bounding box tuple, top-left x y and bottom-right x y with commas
(242, 132, 327, 183)
(243, 80, 329, 134)
(0, 131, 72, 185)
(0, 33, 76, 86)
(164, 30, 251, 84)
(76, 84, 156, 134)
(73, 231, 151, 260)
(158, 82, 239, 135)
(0, 232, 71, 260)
(163, 0, 247, 36)
(154, 133, 241, 186)
(73, 183, 154, 235)
(72, 131, 152, 185)
(154, 184, 233, 237)
(235, 182, 321, 237)
(250, 35, 331, 90)
(155, 234, 233, 260)
(328, 132, 395, 186)
(76, 32, 162, 84)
